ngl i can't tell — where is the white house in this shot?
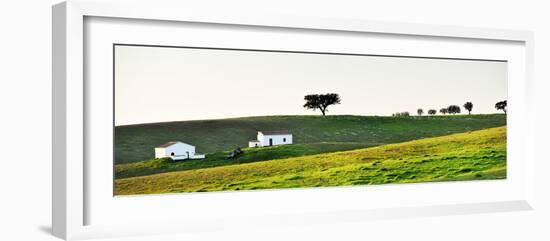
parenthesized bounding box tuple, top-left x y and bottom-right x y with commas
(248, 130, 293, 147)
(155, 141, 206, 160)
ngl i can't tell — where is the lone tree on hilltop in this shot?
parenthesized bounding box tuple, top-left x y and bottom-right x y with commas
(303, 93, 341, 116)
(463, 102, 473, 115)
(495, 100, 507, 114)
(440, 108, 448, 115)
(417, 108, 424, 116)
(447, 105, 461, 115)
(428, 109, 437, 116)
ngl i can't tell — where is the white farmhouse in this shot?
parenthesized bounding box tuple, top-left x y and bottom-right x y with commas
(155, 141, 206, 160)
(248, 130, 293, 147)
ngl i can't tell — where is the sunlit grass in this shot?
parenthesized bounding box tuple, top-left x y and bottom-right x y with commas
(114, 126, 506, 195)
(115, 142, 367, 179)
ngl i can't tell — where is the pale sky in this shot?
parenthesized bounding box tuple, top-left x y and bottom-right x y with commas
(115, 45, 507, 126)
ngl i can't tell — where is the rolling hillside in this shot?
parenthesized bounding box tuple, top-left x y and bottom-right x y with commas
(115, 126, 506, 195)
(115, 142, 369, 179)
(115, 114, 506, 164)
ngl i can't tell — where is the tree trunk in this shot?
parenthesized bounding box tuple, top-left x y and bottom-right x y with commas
(320, 109, 326, 116)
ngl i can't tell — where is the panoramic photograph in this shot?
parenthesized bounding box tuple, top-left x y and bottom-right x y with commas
(113, 44, 507, 196)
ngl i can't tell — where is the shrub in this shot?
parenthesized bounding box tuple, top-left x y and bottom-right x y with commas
(392, 111, 411, 117)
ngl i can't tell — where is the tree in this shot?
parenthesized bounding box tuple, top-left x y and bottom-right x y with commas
(392, 111, 410, 117)
(400, 111, 410, 117)
(447, 105, 461, 115)
(303, 93, 341, 116)
(495, 100, 507, 114)
(440, 108, 448, 115)
(417, 108, 424, 116)
(428, 109, 437, 116)
(463, 102, 473, 115)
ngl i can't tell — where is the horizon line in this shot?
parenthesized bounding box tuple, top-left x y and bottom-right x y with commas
(115, 113, 506, 127)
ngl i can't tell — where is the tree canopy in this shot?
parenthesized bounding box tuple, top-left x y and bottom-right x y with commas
(463, 102, 473, 115)
(303, 93, 342, 116)
(392, 111, 410, 117)
(495, 100, 507, 114)
(447, 105, 461, 115)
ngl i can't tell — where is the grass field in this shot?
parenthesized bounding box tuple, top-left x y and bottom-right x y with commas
(114, 126, 506, 195)
(115, 142, 368, 179)
(115, 114, 506, 164)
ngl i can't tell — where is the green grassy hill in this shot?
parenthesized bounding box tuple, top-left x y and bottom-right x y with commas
(114, 126, 506, 195)
(115, 142, 369, 179)
(115, 114, 506, 164)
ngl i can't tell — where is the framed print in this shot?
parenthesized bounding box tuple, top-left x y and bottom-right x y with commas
(112, 44, 509, 195)
(52, 0, 535, 240)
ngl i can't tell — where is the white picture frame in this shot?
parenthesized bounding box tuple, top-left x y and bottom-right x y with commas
(52, 1, 535, 240)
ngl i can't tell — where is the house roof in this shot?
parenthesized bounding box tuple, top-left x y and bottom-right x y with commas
(156, 141, 186, 148)
(259, 130, 291, 135)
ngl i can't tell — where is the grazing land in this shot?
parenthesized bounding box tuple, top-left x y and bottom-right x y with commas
(115, 142, 368, 179)
(115, 126, 506, 195)
(115, 114, 506, 164)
